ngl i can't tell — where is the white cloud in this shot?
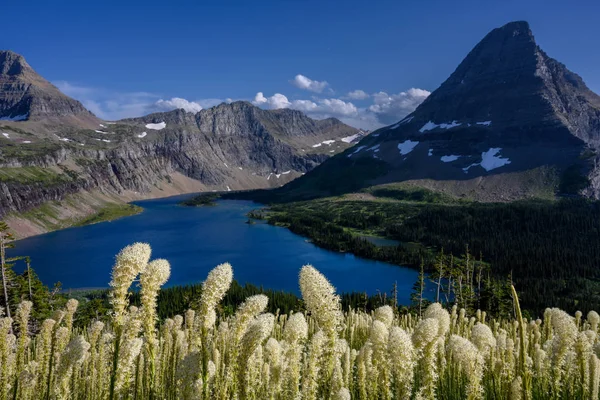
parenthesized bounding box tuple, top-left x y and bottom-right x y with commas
(251, 91, 371, 127)
(345, 90, 370, 100)
(251, 86, 431, 131)
(252, 92, 291, 109)
(318, 98, 357, 116)
(253, 92, 357, 117)
(368, 88, 430, 125)
(290, 99, 318, 113)
(55, 77, 429, 131)
(153, 97, 202, 114)
(291, 74, 329, 93)
(55, 81, 160, 120)
(252, 92, 267, 105)
(54, 81, 229, 120)
(253, 92, 286, 108)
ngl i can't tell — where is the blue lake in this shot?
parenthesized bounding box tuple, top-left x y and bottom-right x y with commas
(8, 196, 420, 303)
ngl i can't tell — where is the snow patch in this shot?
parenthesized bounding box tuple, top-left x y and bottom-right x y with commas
(329, 150, 335, 153)
(95, 130, 108, 134)
(311, 139, 336, 148)
(428, 149, 433, 157)
(476, 121, 492, 126)
(480, 148, 511, 171)
(0, 113, 28, 121)
(267, 173, 273, 180)
(462, 163, 478, 173)
(462, 148, 511, 173)
(224, 163, 229, 168)
(440, 155, 461, 163)
(145, 122, 166, 130)
(2, 133, 9, 138)
(99, 124, 106, 128)
(102, 139, 111, 143)
(397, 140, 419, 155)
(22, 141, 31, 144)
(226, 186, 231, 192)
(391, 115, 414, 129)
(137, 132, 147, 138)
(59, 138, 70, 142)
(281, 170, 291, 175)
(347, 145, 367, 157)
(341, 133, 361, 143)
(419, 120, 462, 133)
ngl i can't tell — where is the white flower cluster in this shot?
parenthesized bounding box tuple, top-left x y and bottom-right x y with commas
(0, 243, 599, 399)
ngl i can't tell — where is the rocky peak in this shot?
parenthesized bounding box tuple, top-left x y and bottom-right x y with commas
(388, 20, 600, 147)
(0, 50, 97, 124)
(0, 50, 31, 76)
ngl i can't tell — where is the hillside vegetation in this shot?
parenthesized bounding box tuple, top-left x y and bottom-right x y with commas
(246, 185, 600, 315)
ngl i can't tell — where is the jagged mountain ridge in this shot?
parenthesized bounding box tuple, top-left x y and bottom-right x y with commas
(270, 21, 600, 202)
(0, 52, 361, 237)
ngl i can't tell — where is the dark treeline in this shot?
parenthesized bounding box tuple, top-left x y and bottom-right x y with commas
(259, 197, 600, 315)
(72, 280, 408, 328)
(249, 209, 433, 267)
(179, 193, 219, 207)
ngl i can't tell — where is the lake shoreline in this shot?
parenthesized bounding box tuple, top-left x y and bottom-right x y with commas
(5, 190, 217, 241)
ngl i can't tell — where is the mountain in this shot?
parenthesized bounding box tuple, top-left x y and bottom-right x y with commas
(0, 52, 361, 238)
(267, 21, 600, 202)
(0, 50, 98, 126)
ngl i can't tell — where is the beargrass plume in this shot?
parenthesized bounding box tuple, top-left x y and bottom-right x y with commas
(0, 243, 597, 399)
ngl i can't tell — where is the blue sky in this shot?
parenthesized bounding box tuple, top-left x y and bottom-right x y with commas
(2, 0, 599, 129)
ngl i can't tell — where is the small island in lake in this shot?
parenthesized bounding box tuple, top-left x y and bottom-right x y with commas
(180, 193, 219, 207)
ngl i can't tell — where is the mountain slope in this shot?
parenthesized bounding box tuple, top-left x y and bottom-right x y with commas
(0, 52, 362, 237)
(268, 21, 600, 202)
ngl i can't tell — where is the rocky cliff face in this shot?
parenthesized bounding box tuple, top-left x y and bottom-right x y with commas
(272, 21, 600, 202)
(0, 53, 361, 231)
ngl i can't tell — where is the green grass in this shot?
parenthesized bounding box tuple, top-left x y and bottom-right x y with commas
(75, 203, 143, 227)
(18, 202, 64, 230)
(365, 183, 462, 204)
(0, 166, 72, 185)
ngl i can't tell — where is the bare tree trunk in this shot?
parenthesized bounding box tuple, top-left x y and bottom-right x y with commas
(457, 276, 463, 310)
(27, 257, 32, 300)
(436, 259, 443, 304)
(419, 263, 424, 317)
(477, 265, 483, 310)
(0, 239, 11, 322)
(445, 274, 452, 304)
